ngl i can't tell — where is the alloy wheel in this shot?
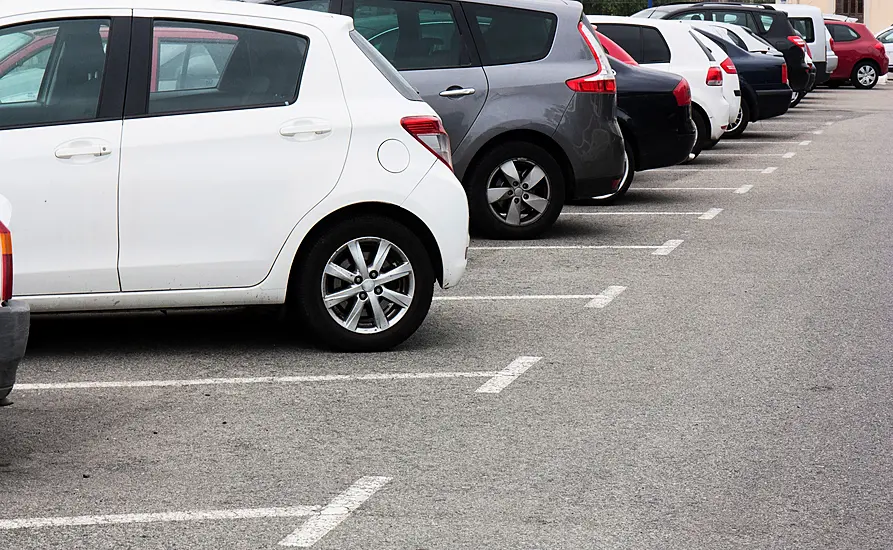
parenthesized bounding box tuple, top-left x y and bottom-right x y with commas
(321, 237, 414, 334)
(857, 64, 877, 87)
(727, 107, 744, 133)
(486, 158, 551, 226)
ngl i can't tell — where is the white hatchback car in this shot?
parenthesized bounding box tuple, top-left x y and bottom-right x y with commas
(588, 16, 732, 155)
(0, 0, 469, 351)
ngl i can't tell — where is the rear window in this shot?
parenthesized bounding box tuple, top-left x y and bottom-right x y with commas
(596, 24, 641, 61)
(790, 17, 815, 43)
(278, 0, 332, 12)
(349, 30, 422, 101)
(464, 3, 556, 65)
(641, 27, 670, 63)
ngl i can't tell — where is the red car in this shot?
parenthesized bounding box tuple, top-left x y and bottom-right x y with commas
(825, 20, 889, 89)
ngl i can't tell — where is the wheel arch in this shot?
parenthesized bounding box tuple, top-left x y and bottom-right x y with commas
(285, 202, 444, 302)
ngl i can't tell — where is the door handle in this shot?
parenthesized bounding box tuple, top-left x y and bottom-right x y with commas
(280, 119, 332, 140)
(54, 143, 111, 159)
(439, 87, 476, 98)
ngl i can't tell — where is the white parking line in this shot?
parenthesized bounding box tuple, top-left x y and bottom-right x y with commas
(782, 152, 796, 158)
(725, 140, 811, 145)
(561, 208, 721, 217)
(16, 371, 502, 391)
(812, 130, 824, 135)
(734, 185, 754, 194)
(698, 208, 723, 220)
(279, 477, 391, 547)
(653, 239, 684, 256)
(651, 168, 770, 172)
(746, 129, 812, 133)
(435, 294, 602, 302)
(475, 356, 543, 394)
(761, 167, 778, 174)
(0, 507, 319, 530)
(585, 286, 627, 308)
(634, 187, 737, 190)
(470, 244, 661, 251)
(698, 152, 793, 157)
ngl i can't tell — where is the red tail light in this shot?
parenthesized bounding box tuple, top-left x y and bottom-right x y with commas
(401, 116, 452, 170)
(806, 44, 813, 57)
(0, 220, 11, 302)
(781, 63, 789, 84)
(706, 66, 723, 86)
(568, 21, 616, 94)
(829, 37, 835, 51)
(788, 35, 806, 49)
(720, 57, 737, 74)
(874, 42, 885, 53)
(672, 78, 691, 106)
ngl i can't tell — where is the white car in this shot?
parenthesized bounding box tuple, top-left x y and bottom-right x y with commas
(0, 0, 469, 351)
(877, 26, 893, 72)
(588, 16, 731, 156)
(773, 3, 831, 84)
(687, 26, 741, 137)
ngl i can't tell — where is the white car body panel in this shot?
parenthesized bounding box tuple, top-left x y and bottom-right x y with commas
(876, 27, 893, 71)
(774, 4, 827, 64)
(689, 26, 741, 126)
(587, 15, 730, 141)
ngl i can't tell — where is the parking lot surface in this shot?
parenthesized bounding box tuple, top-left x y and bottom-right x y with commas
(2, 86, 893, 549)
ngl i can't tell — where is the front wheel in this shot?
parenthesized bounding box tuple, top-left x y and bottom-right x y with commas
(853, 61, 879, 89)
(587, 137, 634, 205)
(790, 90, 806, 107)
(293, 216, 435, 352)
(724, 101, 750, 138)
(467, 141, 565, 239)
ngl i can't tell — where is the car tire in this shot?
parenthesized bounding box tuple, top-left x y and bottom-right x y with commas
(293, 216, 435, 352)
(852, 61, 879, 89)
(467, 141, 565, 239)
(790, 90, 806, 107)
(724, 100, 750, 139)
(691, 108, 709, 156)
(587, 136, 634, 205)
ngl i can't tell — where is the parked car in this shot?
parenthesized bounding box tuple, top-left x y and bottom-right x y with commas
(266, 0, 625, 239)
(773, 3, 832, 85)
(0, 2, 472, 351)
(689, 26, 741, 140)
(690, 25, 791, 137)
(589, 55, 695, 203)
(825, 20, 889, 88)
(589, 16, 731, 156)
(0, 194, 29, 406)
(877, 26, 893, 71)
(636, 3, 811, 94)
(597, 30, 639, 66)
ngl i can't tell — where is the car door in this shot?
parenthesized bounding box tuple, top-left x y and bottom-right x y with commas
(0, 12, 129, 296)
(827, 23, 859, 76)
(117, 13, 350, 291)
(350, 0, 487, 150)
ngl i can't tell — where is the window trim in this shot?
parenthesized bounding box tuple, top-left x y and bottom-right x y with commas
(463, 2, 557, 67)
(123, 17, 308, 120)
(0, 16, 129, 132)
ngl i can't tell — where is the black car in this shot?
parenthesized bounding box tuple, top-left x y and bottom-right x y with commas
(588, 58, 695, 204)
(635, 3, 810, 93)
(692, 28, 791, 137)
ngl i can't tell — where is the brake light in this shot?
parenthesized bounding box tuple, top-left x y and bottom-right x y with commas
(875, 42, 885, 53)
(788, 35, 807, 49)
(578, 21, 602, 74)
(672, 78, 691, 106)
(0, 220, 11, 302)
(706, 66, 723, 86)
(401, 116, 452, 170)
(720, 57, 737, 74)
(829, 37, 835, 51)
(781, 63, 789, 84)
(806, 44, 813, 57)
(568, 21, 617, 94)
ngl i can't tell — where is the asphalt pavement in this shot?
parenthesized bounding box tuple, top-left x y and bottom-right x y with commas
(2, 84, 892, 549)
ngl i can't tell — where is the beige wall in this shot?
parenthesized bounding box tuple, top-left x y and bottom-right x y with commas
(781, 0, 891, 33)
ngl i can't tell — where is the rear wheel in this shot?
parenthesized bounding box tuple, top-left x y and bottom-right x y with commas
(293, 216, 435, 352)
(691, 108, 709, 156)
(724, 100, 750, 138)
(852, 61, 879, 89)
(588, 136, 634, 205)
(467, 141, 565, 239)
(790, 90, 806, 107)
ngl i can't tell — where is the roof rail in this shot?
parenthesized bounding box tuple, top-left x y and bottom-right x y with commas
(664, 2, 776, 10)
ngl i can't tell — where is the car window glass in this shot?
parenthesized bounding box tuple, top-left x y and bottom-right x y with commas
(279, 0, 331, 12)
(712, 10, 748, 28)
(148, 21, 306, 115)
(837, 25, 860, 41)
(880, 30, 893, 43)
(641, 27, 670, 63)
(353, 0, 469, 70)
(594, 24, 641, 62)
(0, 19, 109, 128)
(757, 14, 774, 33)
(790, 17, 815, 43)
(672, 11, 708, 21)
(465, 3, 556, 65)
(722, 28, 747, 49)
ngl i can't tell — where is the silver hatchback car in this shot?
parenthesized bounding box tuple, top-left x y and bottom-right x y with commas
(259, 0, 625, 239)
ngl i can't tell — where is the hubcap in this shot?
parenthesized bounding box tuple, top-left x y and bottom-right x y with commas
(858, 65, 876, 86)
(486, 158, 550, 226)
(321, 237, 414, 334)
(728, 107, 743, 132)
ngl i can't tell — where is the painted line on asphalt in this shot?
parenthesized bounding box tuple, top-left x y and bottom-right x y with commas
(436, 294, 600, 302)
(812, 129, 824, 135)
(745, 129, 813, 134)
(653, 239, 684, 256)
(470, 244, 663, 251)
(0, 507, 320, 531)
(651, 167, 770, 172)
(279, 477, 391, 547)
(782, 152, 796, 158)
(585, 286, 627, 309)
(723, 140, 811, 145)
(475, 356, 543, 394)
(697, 153, 793, 157)
(825, 121, 835, 125)
(735, 185, 754, 194)
(699, 208, 723, 220)
(16, 371, 502, 391)
(761, 167, 778, 174)
(634, 187, 737, 190)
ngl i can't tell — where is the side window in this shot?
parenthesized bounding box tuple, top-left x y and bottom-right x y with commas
(757, 14, 775, 34)
(595, 24, 642, 63)
(724, 29, 747, 49)
(790, 18, 815, 43)
(641, 27, 670, 63)
(278, 0, 332, 12)
(671, 11, 709, 21)
(879, 30, 893, 44)
(837, 25, 860, 41)
(0, 19, 110, 129)
(712, 10, 749, 28)
(464, 3, 556, 66)
(147, 21, 307, 115)
(353, 0, 469, 70)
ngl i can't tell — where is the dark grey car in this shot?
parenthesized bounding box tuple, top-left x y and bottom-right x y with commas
(261, 0, 625, 239)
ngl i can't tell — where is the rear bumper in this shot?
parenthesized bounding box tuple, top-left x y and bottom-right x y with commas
(554, 93, 625, 199)
(637, 118, 696, 171)
(754, 88, 792, 120)
(0, 301, 30, 400)
(814, 61, 832, 84)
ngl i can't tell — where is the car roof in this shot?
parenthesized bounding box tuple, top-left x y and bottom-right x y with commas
(0, 0, 352, 30)
(588, 15, 697, 33)
(650, 2, 778, 13)
(772, 4, 822, 17)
